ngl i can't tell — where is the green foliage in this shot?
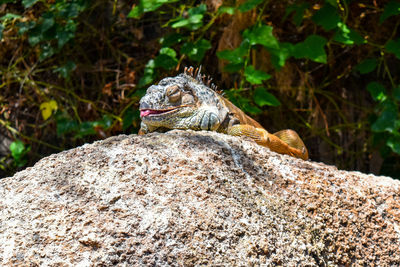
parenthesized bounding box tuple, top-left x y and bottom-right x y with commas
(244, 66, 271, 85)
(292, 35, 327, 63)
(253, 87, 281, 107)
(10, 140, 30, 167)
(180, 39, 211, 62)
(128, 0, 178, 19)
(355, 58, 378, 74)
(380, 0, 400, 23)
(170, 4, 207, 30)
(16, 0, 88, 60)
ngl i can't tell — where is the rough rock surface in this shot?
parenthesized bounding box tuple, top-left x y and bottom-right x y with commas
(0, 130, 399, 266)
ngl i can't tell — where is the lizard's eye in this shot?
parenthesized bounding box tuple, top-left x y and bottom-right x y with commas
(166, 85, 181, 102)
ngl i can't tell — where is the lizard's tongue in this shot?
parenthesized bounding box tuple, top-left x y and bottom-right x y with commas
(140, 110, 152, 117)
(140, 109, 168, 117)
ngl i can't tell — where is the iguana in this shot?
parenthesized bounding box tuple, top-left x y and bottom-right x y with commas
(139, 66, 309, 160)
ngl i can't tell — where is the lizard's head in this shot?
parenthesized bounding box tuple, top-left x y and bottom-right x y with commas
(139, 67, 228, 133)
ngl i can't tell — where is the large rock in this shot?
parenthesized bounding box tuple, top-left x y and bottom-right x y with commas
(0, 130, 399, 266)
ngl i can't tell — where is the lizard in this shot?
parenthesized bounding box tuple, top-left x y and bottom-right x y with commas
(139, 66, 309, 160)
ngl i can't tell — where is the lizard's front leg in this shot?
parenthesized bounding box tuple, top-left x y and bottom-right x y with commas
(227, 124, 308, 160)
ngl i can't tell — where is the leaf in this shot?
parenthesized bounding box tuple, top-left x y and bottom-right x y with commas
(218, 6, 235, 15)
(394, 86, 400, 101)
(22, 0, 39, 8)
(40, 100, 58, 120)
(39, 43, 55, 61)
(367, 82, 386, 101)
(40, 13, 55, 33)
(312, 4, 340, 30)
(0, 13, 22, 21)
(56, 115, 79, 136)
(154, 47, 178, 70)
(354, 58, 377, 74)
(386, 39, 400, 60)
(244, 66, 271, 85)
(138, 59, 156, 87)
(292, 35, 327, 63)
(171, 19, 190, 28)
(253, 87, 281, 107)
(217, 40, 249, 64)
(284, 3, 310, 26)
(223, 63, 244, 72)
(371, 100, 398, 132)
(0, 24, 3, 40)
(171, 4, 206, 30)
(380, 0, 400, 24)
(267, 42, 294, 69)
(160, 33, 183, 47)
(324, 0, 337, 7)
(54, 60, 76, 78)
(243, 24, 279, 49)
(128, 0, 179, 18)
(387, 133, 400, 154)
(333, 23, 365, 45)
(94, 115, 113, 129)
(17, 21, 36, 35)
(180, 38, 211, 62)
(10, 140, 30, 166)
(238, 0, 264, 12)
(123, 109, 139, 131)
(56, 20, 77, 48)
(10, 140, 26, 161)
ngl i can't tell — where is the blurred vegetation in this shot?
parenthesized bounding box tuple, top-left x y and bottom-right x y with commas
(1, 0, 400, 179)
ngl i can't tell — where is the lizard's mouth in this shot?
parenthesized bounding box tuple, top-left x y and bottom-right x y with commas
(140, 108, 178, 117)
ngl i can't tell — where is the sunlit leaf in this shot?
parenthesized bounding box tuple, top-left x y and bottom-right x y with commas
(171, 4, 206, 30)
(128, 0, 179, 18)
(217, 40, 250, 63)
(218, 6, 235, 15)
(180, 38, 211, 62)
(254, 87, 281, 107)
(333, 23, 365, 45)
(367, 82, 386, 101)
(243, 24, 279, 49)
(244, 66, 271, 84)
(40, 100, 58, 120)
(10, 140, 25, 161)
(154, 47, 178, 70)
(10, 140, 30, 167)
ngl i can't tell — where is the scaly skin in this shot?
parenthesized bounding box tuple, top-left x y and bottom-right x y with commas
(139, 66, 308, 160)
